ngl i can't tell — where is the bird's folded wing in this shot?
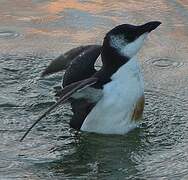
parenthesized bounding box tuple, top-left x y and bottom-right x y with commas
(41, 45, 101, 77)
(20, 77, 98, 141)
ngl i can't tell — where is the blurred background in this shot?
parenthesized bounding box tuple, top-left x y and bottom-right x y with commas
(0, 0, 188, 179)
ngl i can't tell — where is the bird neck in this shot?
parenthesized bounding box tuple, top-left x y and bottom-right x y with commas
(93, 41, 130, 88)
(101, 38, 129, 73)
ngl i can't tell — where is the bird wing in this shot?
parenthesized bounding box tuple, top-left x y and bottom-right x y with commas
(41, 45, 101, 77)
(63, 45, 102, 86)
(20, 77, 98, 141)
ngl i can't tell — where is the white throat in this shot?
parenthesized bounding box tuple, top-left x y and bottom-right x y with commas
(110, 33, 148, 59)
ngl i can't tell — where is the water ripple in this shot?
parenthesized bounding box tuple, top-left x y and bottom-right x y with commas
(145, 57, 184, 69)
(0, 31, 19, 38)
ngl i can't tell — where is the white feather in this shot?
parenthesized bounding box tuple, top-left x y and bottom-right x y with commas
(81, 56, 144, 134)
(110, 33, 148, 58)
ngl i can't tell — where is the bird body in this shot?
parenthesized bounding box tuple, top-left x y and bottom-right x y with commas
(81, 55, 144, 134)
(20, 21, 161, 141)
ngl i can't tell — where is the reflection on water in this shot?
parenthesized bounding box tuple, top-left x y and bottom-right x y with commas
(0, 0, 188, 179)
(46, 132, 142, 179)
(41, 0, 104, 14)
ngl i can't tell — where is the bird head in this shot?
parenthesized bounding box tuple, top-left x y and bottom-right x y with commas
(103, 21, 161, 59)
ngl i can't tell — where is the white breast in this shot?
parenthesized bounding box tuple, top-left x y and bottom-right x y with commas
(81, 56, 144, 134)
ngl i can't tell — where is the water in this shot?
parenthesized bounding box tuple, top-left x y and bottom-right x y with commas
(0, 0, 188, 179)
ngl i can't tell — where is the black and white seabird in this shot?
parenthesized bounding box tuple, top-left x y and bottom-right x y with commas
(20, 21, 161, 141)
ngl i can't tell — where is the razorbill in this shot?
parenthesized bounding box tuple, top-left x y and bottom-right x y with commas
(20, 21, 161, 141)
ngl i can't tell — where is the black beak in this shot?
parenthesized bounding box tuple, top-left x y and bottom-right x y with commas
(140, 21, 161, 33)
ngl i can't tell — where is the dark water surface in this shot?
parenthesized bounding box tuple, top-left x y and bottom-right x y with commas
(0, 0, 188, 179)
